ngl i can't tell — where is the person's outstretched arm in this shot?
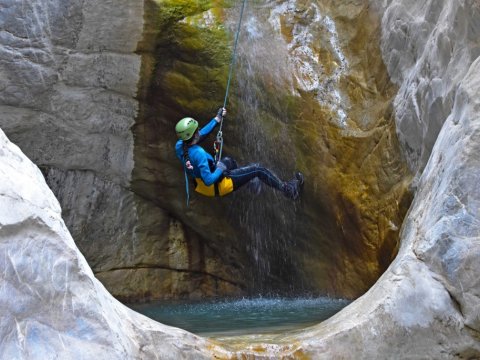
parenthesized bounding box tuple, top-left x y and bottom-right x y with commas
(198, 107, 226, 143)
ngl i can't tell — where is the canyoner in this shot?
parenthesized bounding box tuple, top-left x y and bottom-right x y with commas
(174, 0, 304, 206)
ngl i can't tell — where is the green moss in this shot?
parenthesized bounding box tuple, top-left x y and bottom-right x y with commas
(138, 0, 233, 119)
(155, 0, 213, 28)
(173, 22, 230, 66)
(163, 71, 200, 100)
(135, 0, 414, 299)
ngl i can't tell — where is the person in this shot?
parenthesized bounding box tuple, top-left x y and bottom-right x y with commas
(174, 107, 304, 200)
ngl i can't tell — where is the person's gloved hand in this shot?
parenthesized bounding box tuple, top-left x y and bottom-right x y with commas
(215, 107, 227, 122)
(216, 161, 227, 172)
(185, 160, 193, 170)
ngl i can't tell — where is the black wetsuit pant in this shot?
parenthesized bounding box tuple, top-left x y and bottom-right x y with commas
(221, 158, 284, 192)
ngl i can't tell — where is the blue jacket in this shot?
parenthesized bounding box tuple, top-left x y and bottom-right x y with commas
(175, 118, 223, 186)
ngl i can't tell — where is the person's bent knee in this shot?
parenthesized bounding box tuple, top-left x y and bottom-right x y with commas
(221, 157, 237, 170)
(245, 163, 261, 171)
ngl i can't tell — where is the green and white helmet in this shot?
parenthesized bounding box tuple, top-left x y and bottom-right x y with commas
(175, 117, 198, 141)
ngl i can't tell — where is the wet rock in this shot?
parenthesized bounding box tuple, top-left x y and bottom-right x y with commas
(1, 0, 479, 358)
(0, 0, 246, 301)
(137, 0, 412, 298)
(283, 50, 480, 360)
(216, 1, 480, 357)
(0, 0, 412, 300)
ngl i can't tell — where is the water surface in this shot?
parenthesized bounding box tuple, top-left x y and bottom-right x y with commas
(129, 297, 350, 337)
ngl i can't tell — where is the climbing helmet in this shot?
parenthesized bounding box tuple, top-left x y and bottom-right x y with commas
(175, 117, 198, 141)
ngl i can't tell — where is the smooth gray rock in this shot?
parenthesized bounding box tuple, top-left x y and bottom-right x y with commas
(214, 21, 480, 360)
(1, 0, 480, 358)
(381, 0, 480, 176)
(220, 1, 480, 357)
(0, 0, 140, 272)
(212, 1, 480, 357)
(0, 0, 244, 301)
(290, 50, 480, 360)
(279, 2, 480, 357)
(0, 128, 212, 359)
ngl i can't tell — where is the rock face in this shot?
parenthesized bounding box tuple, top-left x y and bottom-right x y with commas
(0, 0, 479, 358)
(0, 0, 412, 300)
(283, 51, 480, 360)
(0, 128, 212, 359)
(382, 0, 480, 176)
(134, 0, 412, 298)
(215, 0, 480, 357)
(0, 0, 142, 298)
(0, 0, 245, 301)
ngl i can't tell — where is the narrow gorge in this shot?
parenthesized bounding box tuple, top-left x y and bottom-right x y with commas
(1, 0, 479, 358)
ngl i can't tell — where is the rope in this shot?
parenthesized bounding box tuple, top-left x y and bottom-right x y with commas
(183, 167, 190, 207)
(216, 0, 247, 161)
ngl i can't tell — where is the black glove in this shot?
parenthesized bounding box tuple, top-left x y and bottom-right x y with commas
(216, 161, 227, 172)
(216, 107, 227, 120)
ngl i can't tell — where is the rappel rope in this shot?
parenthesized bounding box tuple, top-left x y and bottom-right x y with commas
(215, 0, 247, 162)
(184, 0, 247, 207)
(184, 164, 191, 207)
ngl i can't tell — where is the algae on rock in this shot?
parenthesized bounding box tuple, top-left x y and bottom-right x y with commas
(133, 0, 413, 299)
(0, 0, 412, 301)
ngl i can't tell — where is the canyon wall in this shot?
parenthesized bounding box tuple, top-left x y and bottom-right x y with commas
(0, 0, 245, 301)
(0, 0, 413, 300)
(0, 0, 479, 358)
(0, 128, 212, 359)
(131, 0, 413, 298)
(219, 0, 480, 357)
(382, 0, 480, 177)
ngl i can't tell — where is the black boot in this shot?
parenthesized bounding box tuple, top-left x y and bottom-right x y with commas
(281, 172, 304, 200)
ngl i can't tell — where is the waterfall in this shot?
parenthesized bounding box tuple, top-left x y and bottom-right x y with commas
(219, 1, 307, 295)
(220, 0, 362, 296)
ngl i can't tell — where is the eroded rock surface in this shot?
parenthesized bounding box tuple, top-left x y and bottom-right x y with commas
(0, 128, 212, 359)
(0, 0, 479, 358)
(0, 0, 414, 300)
(285, 52, 480, 360)
(0, 0, 142, 298)
(0, 0, 245, 301)
(215, 1, 480, 357)
(382, 0, 480, 176)
(135, 0, 412, 298)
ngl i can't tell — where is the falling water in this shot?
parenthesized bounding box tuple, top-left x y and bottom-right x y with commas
(221, 0, 350, 295)
(223, 3, 299, 295)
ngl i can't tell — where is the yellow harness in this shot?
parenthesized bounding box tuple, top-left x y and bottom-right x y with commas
(194, 177, 234, 197)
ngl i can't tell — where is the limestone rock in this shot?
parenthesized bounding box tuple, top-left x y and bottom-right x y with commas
(0, 0, 245, 301)
(135, 0, 412, 298)
(381, 0, 480, 176)
(216, 1, 480, 357)
(0, 128, 212, 359)
(284, 49, 480, 360)
(1, 0, 480, 358)
(0, 0, 143, 297)
(0, 0, 413, 300)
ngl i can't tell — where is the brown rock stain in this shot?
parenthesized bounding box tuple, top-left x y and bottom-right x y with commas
(127, 0, 413, 301)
